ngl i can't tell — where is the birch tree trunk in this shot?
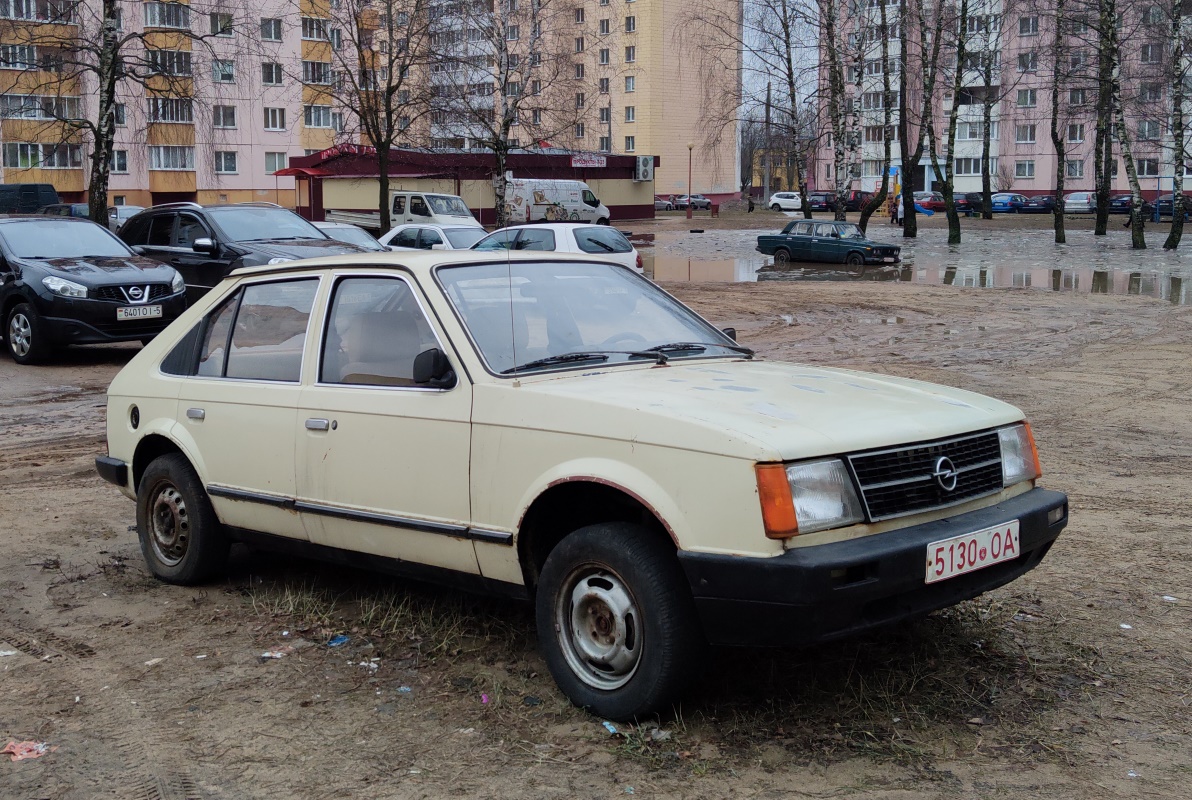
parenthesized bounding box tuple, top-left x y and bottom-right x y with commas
(1163, 0, 1186, 249)
(1050, 0, 1068, 243)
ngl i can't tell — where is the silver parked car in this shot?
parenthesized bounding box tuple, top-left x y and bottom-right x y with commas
(107, 205, 144, 232)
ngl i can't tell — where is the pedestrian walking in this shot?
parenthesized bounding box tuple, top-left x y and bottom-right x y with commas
(895, 194, 904, 226)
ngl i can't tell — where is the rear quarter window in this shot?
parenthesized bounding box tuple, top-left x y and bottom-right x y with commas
(574, 227, 631, 254)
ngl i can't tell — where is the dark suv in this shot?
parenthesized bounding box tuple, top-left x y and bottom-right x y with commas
(118, 203, 368, 303)
(0, 217, 187, 364)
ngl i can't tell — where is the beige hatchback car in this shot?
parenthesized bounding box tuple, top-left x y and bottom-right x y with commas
(97, 251, 1068, 719)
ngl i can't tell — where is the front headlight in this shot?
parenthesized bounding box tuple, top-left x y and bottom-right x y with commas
(267, 257, 295, 265)
(999, 423, 1041, 486)
(756, 459, 865, 539)
(42, 276, 88, 298)
(170, 271, 185, 294)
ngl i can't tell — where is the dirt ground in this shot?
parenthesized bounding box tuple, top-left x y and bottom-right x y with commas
(2, 259, 1191, 798)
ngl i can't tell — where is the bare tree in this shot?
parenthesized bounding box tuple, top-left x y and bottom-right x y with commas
(1050, 0, 1071, 242)
(1162, 0, 1187, 249)
(899, 0, 948, 238)
(1092, 0, 1116, 234)
(855, 0, 897, 231)
(0, 0, 223, 223)
(929, 0, 968, 244)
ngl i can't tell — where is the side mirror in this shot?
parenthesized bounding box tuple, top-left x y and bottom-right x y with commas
(429, 243, 448, 250)
(722, 327, 737, 342)
(413, 347, 456, 389)
(192, 237, 217, 255)
(130, 245, 147, 255)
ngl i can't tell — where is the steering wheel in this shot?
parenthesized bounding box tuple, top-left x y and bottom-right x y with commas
(600, 332, 649, 348)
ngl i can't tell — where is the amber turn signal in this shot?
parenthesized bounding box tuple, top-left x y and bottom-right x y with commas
(1023, 421, 1043, 479)
(756, 464, 799, 539)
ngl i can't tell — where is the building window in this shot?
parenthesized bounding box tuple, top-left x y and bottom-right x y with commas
(599, 48, 609, 65)
(1069, 49, 1089, 70)
(301, 17, 328, 40)
(624, 135, 635, 152)
(1015, 160, 1035, 178)
(575, 63, 585, 79)
(506, 24, 519, 40)
(212, 59, 235, 83)
(1141, 83, 1163, 102)
(1136, 158, 1160, 176)
(304, 104, 332, 127)
(599, 77, 610, 93)
(625, 75, 635, 92)
(575, 122, 585, 138)
(113, 103, 126, 125)
(574, 7, 584, 22)
(1017, 88, 1037, 107)
(213, 105, 236, 128)
(599, 135, 611, 151)
(1066, 159, 1084, 178)
(1069, 88, 1087, 105)
(505, 81, 521, 96)
(148, 145, 194, 170)
(1019, 15, 1038, 34)
(148, 50, 192, 76)
(303, 61, 332, 85)
(265, 151, 287, 174)
(531, 79, 541, 95)
(575, 92, 585, 108)
(532, 109, 542, 124)
(214, 151, 237, 173)
(264, 107, 286, 130)
(575, 36, 584, 52)
(1015, 123, 1036, 143)
(625, 45, 635, 62)
(1017, 51, 1037, 72)
(262, 62, 282, 85)
(1141, 5, 1163, 25)
(143, 2, 190, 29)
(210, 12, 233, 36)
(112, 150, 128, 173)
(625, 105, 634, 122)
(148, 97, 194, 123)
(0, 44, 39, 69)
(332, 111, 344, 132)
(1067, 123, 1085, 142)
(625, 15, 635, 31)
(260, 17, 282, 41)
(954, 157, 990, 176)
(599, 18, 609, 34)
(1141, 43, 1162, 63)
(1138, 120, 1160, 140)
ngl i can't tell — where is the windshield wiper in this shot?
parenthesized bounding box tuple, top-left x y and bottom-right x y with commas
(500, 349, 667, 374)
(644, 341, 755, 358)
(588, 240, 617, 252)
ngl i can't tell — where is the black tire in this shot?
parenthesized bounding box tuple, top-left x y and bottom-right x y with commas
(596, 217, 610, 226)
(535, 522, 704, 721)
(771, 203, 782, 211)
(136, 453, 229, 585)
(846, 252, 865, 266)
(6, 302, 52, 365)
(773, 248, 791, 265)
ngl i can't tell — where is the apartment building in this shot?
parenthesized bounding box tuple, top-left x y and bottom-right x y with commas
(0, 0, 737, 211)
(824, 0, 1180, 198)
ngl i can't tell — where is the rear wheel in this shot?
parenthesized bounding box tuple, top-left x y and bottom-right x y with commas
(846, 252, 864, 266)
(6, 303, 51, 365)
(773, 248, 791, 264)
(136, 454, 229, 585)
(536, 523, 704, 720)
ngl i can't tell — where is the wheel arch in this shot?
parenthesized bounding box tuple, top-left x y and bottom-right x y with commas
(131, 433, 189, 492)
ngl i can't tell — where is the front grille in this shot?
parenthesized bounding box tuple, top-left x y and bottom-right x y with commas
(94, 284, 173, 303)
(848, 430, 1003, 521)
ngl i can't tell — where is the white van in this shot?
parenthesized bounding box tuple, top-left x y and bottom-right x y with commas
(505, 179, 612, 225)
(325, 191, 482, 231)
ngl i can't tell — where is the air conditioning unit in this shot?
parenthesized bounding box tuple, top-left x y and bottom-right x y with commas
(634, 155, 654, 182)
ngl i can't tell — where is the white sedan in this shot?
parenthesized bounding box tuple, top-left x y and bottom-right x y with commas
(767, 192, 802, 212)
(378, 223, 488, 251)
(472, 223, 643, 273)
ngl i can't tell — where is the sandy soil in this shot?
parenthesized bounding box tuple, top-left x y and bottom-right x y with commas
(2, 269, 1190, 799)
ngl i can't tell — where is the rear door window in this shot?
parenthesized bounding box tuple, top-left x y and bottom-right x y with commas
(146, 215, 175, 247)
(392, 195, 406, 215)
(814, 223, 836, 237)
(320, 277, 438, 386)
(223, 279, 320, 382)
(418, 228, 444, 249)
(175, 214, 210, 248)
(793, 222, 814, 236)
(515, 228, 556, 251)
(574, 226, 631, 254)
(389, 228, 420, 248)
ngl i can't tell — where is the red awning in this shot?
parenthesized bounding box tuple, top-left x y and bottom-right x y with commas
(271, 167, 331, 177)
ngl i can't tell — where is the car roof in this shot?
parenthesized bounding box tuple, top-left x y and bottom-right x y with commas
(313, 221, 365, 229)
(0, 214, 100, 224)
(229, 249, 625, 281)
(484, 222, 614, 233)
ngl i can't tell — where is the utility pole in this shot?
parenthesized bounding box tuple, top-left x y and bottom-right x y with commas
(764, 81, 772, 200)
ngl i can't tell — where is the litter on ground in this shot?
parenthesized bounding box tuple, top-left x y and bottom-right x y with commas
(3, 741, 53, 761)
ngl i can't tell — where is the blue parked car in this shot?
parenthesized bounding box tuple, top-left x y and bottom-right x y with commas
(990, 193, 1028, 213)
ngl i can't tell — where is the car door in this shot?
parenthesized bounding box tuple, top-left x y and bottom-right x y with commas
(386, 226, 421, 250)
(295, 273, 479, 573)
(811, 222, 840, 262)
(178, 277, 322, 540)
(417, 227, 445, 250)
(125, 212, 177, 265)
(166, 212, 229, 303)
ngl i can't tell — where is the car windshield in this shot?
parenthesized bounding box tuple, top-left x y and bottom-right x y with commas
(835, 223, 866, 239)
(427, 195, 472, 216)
(206, 206, 327, 242)
(437, 260, 738, 374)
(444, 227, 487, 248)
(320, 226, 385, 250)
(1, 219, 131, 258)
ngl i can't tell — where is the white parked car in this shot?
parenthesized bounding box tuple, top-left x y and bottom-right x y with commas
(313, 221, 387, 251)
(472, 222, 643, 273)
(767, 192, 802, 212)
(378, 223, 488, 252)
(96, 251, 1068, 720)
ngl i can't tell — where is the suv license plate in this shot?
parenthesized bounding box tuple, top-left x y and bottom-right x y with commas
(925, 521, 1020, 584)
(116, 305, 162, 321)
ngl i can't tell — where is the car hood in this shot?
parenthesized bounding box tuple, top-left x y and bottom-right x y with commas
(17, 254, 177, 284)
(476, 359, 1023, 461)
(237, 238, 369, 260)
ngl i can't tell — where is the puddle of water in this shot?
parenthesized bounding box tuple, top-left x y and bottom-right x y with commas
(645, 227, 1192, 305)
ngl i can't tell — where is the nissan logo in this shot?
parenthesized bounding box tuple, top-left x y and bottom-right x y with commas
(128, 286, 144, 300)
(933, 456, 959, 491)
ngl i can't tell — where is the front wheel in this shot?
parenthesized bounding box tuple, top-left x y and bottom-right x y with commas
(536, 523, 704, 720)
(846, 252, 865, 266)
(136, 453, 229, 585)
(596, 217, 610, 226)
(771, 203, 782, 212)
(773, 248, 791, 264)
(6, 302, 51, 365)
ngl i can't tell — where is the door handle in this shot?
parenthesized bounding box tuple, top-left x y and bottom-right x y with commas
(305, 418, 330, 431)
(186, 408, 205, 420)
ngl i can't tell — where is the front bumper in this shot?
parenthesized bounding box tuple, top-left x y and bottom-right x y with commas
(678, 487, 1067, 647)
(863, 253, 901, 265)
(41, 293, 186, 345)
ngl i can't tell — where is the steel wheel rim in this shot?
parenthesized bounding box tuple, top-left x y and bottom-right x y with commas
(8, 313, 31, 358)
(149, 483, 189, 566)
(774, 250, 790, 264)
(556, 565, 642, 691)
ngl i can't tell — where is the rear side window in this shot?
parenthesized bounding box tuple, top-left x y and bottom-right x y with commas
(475, 230, 516, 250)
(321, 276, 438, 386)
(814, 223, 836, 237)
(419, 228, 444, 248)
(793, 222, 813, 235)
(392, 196, 406, 215)
(175, 214, 209, 248)
(224, 279, 319, 382)
(389, 228, 419, 248)
(574, 226, 630, 254)
(515, 228, 556, 251)
(146, 216, 174, 247)
(196, 293, 240, 377)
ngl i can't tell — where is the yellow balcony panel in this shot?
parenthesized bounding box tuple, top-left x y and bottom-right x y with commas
(0, 71, 81, 95)
(1, 118, 83, 142)
(3, 167, 85, 192)
(148, 171, 196, 193)
(300, 127, 335, 150)
(144, 30, 194, 50)
(301, 85, 335, 104)
(146, 124, 196, 146)
(300, 0, 331, 17)
(301, 40, 332, 60)
(145, 75, 194, 95)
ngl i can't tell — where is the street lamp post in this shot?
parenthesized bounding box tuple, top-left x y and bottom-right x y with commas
(686, 142, 694, 220)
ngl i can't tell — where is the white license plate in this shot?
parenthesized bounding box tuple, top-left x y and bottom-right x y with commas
(925, 520, 1020, 584)
(883, 257, 896, 262)
(116, 305, 162, 321)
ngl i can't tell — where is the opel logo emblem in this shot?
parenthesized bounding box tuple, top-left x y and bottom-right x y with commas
(933, 456, 959, 491)
(128, 286, 144, 300)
